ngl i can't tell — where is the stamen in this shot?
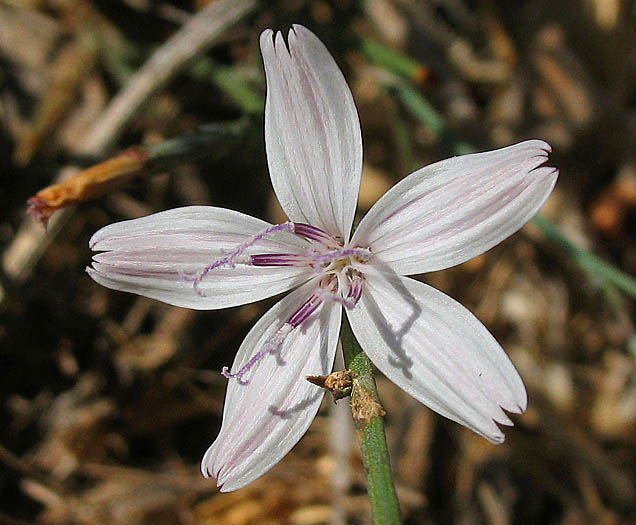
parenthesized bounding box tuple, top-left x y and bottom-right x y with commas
(312, 247, 372, 266)
(191, 222, 295, 296)
(315, 287, 356, 309)
(222, 324, 293, 384)
(348, 275, 364, 304)
(314, 273, 364, 310)
(222, 294, 324, 383)
(288, 294, 323, 327)
(293, 223, 340, 248)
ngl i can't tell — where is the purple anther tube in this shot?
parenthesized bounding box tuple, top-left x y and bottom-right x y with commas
(292, 223, 340, 247)
(288, 294, 323, 327)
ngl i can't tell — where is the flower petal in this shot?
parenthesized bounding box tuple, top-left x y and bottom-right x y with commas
(260, 25, 362, 241)
(352, 140, 558, 275)
(87, 206, 314, 310)
(202, 279, 342, 491)
(347, 266, 527, 443)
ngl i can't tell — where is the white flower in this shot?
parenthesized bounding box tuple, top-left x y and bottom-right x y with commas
(87, 25, 558, 492)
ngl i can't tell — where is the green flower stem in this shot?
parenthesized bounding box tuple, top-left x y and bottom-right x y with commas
(340, 315, 401, 524)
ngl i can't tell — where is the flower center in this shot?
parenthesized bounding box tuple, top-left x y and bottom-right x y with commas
(187, 222, 372, 384)
(250, 235, 371, 308)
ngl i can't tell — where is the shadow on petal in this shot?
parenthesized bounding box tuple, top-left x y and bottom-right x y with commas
(268, 391, 322, 420)
(362, 261, 423, 378)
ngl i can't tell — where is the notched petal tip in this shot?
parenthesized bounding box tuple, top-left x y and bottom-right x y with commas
(482, 390, 528, 442)
(88, 229, 102, 251)
(274, 29, 287, 55)
(488, 431, 506, 445)
(259, 27, 273, 39)
(289, 23, 311, 40)
(477, 417, 509, 444)
(536, 139, 552, 154)
(85, 265, 104, 282)
(259, 28, 275, 53)
(486, 409, 525, 444)
(517, 138, 551, 154)
(526, 138, 551, 154)
(498, 139, 553, 171)
(260, 24, 310, 51)
(201, 457, 234, 492)
(521, 139, 558, 178)
(88, 237, 101, 251)
(514, 387, 529, 414)
(200, 444, 218, 480)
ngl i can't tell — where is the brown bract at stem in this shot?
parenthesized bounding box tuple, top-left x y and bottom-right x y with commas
(26, 147, 148, 227)
(306, 370, 354, 402)
(306, 370, 388, 420)
(350, 378, 386, 423)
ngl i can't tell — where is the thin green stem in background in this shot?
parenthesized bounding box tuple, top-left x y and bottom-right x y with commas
(190, 58, 264, 114)
(532, 215, 636, 298)
(340, 316, 401, 525)
(392, 82, 474, 155)
(360, 38, 421, 80)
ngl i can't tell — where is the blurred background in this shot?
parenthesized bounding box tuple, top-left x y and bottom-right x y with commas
(1, 0, 635, 523)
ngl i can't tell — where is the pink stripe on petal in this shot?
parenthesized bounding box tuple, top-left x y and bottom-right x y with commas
(251, 254, 310, 266)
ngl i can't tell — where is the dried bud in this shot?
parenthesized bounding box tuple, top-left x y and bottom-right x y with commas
(306, 370, 354, 402)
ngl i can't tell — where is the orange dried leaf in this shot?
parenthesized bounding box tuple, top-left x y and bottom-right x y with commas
(27, 148, 148, 226)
